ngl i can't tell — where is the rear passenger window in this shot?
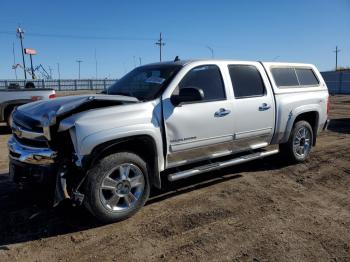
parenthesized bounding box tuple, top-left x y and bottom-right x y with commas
(228, 65, 266, 98)
(295, 68, 319, 86)
(178, 65, 226, 101)
(271, 68, 299, 87)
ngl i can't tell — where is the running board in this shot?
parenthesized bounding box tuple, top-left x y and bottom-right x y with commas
(167, 149, 279, 182)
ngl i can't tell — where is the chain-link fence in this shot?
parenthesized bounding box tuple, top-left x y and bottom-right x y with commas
(0, 79, 117, 91)
(321, 71, 350, 94)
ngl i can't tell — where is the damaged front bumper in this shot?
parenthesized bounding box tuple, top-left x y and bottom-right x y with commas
(8, 135, 57, 165)
(8, 135, 58, 185)
(8, 135, 84, 206)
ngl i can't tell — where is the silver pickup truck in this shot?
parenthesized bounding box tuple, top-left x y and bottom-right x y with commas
(0, 86, 56, 126)
(8, 60, 329, 223)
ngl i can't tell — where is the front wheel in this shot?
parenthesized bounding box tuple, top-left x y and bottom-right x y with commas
(280, 120, 313, 163)
(84, 152, 150, 223)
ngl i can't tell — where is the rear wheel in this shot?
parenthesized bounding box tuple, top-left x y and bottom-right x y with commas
(84, 152, 150, 223)
(280, 120, 313, 163)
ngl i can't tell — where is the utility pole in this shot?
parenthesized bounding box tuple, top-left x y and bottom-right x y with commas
(334, 46, 341, 71)
(206, 46, 214, 58)
(16, 27, 27, 79)
(139, 57, 142, 66)
(155, 32, 165, 62)
(12, 42, 18, 79)
(76, 59, 83, 79)
(57, 63, 61, 79)
(48, 66, 53, 79)
(29, 54, 35, 79)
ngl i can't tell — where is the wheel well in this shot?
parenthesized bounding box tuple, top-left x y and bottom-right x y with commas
(89, 136, 161, 188)
(4, 104, 17, 123)
(294, 111, 319, 145)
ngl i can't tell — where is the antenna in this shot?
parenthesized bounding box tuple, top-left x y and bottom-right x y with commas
(206, 46, 214, 58)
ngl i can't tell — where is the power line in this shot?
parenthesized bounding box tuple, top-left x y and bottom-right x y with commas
(0, 30, 156, 41)
(155, 32, 165, 62)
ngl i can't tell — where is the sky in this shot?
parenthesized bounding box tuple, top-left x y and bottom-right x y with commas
(0, 0, 349, 80)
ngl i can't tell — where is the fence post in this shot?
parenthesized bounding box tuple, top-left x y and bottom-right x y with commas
(74, 80, 77, 91)
(90, 80, 93, 90)
(42, 79, 45, 89)
(103, 79, 106, 90)
(4, 80, 8, 89)
(58, 79, 61, 91)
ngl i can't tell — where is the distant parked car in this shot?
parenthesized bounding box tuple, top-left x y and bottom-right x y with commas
(0, 85, 56, 126)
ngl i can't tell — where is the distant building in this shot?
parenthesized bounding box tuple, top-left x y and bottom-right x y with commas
(321, 70, 350, 94)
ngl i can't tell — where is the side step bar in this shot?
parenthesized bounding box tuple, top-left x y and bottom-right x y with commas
(168, 149, 279, 182)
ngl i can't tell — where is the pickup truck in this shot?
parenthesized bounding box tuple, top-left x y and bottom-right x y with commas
(0, 85, 56, 126)
(8, 60, 329, 223)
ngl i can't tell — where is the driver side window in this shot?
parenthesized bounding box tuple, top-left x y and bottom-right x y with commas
(174, 65, 226, 102)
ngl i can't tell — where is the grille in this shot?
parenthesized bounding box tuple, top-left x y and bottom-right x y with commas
(12, 110, 42, 133)
(14, 135, 49, 148)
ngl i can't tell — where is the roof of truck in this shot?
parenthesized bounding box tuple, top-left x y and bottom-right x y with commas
(145, 59, 316, 68)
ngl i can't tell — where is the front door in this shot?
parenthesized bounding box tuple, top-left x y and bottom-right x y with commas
(163, 64, 234, 167)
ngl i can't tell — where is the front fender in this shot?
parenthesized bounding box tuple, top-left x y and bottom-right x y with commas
(76, 124, 165, 171)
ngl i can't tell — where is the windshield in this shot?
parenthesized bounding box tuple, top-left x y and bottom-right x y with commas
(107, 65, 182, 101)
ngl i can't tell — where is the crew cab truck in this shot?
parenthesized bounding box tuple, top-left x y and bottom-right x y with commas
(0, 85, 56, 126)
(8, 60, 329, 223)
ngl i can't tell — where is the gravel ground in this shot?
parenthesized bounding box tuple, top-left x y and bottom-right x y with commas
(0, 95, 349, 262)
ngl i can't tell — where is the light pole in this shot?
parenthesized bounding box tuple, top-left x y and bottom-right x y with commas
(16, 27, 27, 79)
(57, 63, 61, 79)
(12, 42, 18, 79)
(76, 59, 83, 79)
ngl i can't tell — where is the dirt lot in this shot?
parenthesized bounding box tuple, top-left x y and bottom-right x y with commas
(0, 95, 349, 261)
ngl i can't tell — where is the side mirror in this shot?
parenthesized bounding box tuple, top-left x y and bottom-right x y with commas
(171, 87, 204, 106)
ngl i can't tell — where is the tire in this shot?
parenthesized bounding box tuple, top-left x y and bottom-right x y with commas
(279, 120, 313, 163)
(84, 152, 150, 223)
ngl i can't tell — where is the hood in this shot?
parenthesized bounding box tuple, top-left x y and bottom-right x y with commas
(13, 94, 138, 129)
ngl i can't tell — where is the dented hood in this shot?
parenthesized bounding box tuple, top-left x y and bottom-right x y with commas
(13, 94, 138, 128)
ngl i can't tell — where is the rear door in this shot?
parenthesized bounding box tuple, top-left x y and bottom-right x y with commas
(227, 63, 275, 150)
(162, 64, 235, 167)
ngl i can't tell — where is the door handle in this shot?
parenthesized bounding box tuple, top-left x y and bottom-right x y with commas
(259, 103, 271, 111)
(214, 108, 231, 117)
